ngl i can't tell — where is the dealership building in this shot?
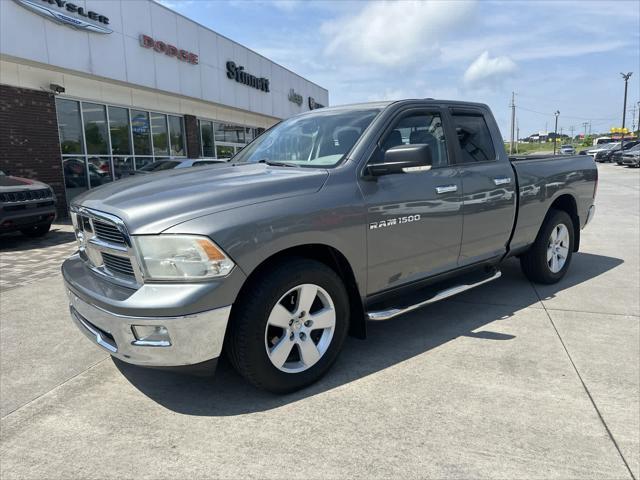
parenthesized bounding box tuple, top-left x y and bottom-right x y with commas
(0, 0, 328, 214)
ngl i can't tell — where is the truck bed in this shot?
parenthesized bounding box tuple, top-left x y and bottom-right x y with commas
(507, 154, 598, 254)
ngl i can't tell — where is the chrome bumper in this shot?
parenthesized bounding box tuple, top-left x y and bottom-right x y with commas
(67, 289, 231, 367)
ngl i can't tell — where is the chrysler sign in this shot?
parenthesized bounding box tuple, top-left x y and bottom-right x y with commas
(14, 0, 112, 34)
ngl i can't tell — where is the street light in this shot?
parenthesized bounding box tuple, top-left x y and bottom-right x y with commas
(620, 72, 632, 150)
(553, 110, 560, 155)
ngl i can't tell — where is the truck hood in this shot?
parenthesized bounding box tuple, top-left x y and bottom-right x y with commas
(74, 163, 328, 234)
(0, 175, 51, 191)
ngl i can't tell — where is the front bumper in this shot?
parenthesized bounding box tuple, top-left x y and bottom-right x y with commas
(67, 287, 231, 367)
(0, 205, 56, 233)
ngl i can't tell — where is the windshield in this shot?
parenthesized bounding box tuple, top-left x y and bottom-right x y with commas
(233, 108, 381, 168)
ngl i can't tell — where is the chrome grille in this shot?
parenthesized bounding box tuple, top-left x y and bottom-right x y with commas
(102, 252, 135, 277)
(93, 219, 126, 245)
(73, 207, 141, 287)
(0, 189, 53, 203)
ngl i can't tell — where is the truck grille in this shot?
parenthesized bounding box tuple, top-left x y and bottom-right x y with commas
(73, 208, 140, 286)
(102, 252, 135, 277)
(93, 219, 126, 245)
(0, 189, 53, 203)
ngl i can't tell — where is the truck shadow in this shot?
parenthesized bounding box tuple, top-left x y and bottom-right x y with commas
(114, 252, 623, 416)
(0, 227, 76, 251)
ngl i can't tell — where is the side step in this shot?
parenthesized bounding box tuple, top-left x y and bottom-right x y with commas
(366, 269, 501, 321)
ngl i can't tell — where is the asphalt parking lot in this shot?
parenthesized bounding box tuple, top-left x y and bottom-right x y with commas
(1, 163, 638, 479)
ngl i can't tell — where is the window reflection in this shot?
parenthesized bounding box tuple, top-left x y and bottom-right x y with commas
(151, 113, 169, 156)
(113, 157, 134, 180)
(82, 103, 109, 155)
(109, 107, 131, 155)
(169, 116, 185, 156)
(62, 157, 88, 202)
(56, 99, 84, 154)
(200, 120, 214, 157)
(131, 110, 152, 155)
(88, 157, 113, 187)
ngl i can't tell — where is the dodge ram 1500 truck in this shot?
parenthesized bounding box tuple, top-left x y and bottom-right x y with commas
(63, 100, 597, 393)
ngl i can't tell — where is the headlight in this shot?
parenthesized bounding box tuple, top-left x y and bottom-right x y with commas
(134, 235, 234, 281)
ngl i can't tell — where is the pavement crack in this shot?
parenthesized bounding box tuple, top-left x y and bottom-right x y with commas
(531, 282, 637, 480)
(1, 356, 108, 421)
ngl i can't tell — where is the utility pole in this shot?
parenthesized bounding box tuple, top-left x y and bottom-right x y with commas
(637, 101, 640, 133)
(582, 122, 588, 138)
(509, 91, 516, 154)
(632, 103, 637, 132)
(553, 110, 560, 155)
(569, 125, 575, 143)
(588, 121, 592, 137)
(620, 72, 632, 149)
(516, 118, 520, 154)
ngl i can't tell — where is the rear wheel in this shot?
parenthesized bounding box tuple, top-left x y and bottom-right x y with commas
(226, 259, 350, 393)
(520, 209, 574, 284)
(20, 222, 51, 238)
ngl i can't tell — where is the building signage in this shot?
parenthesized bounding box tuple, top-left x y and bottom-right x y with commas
(226, 61, 270, 92)
(13, 0, 112, 34)
(308, 97, 325, 110)
(140, 35, 199, 65)
(288, 89, 303, 106)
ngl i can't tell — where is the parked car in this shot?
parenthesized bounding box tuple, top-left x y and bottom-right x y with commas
(63, 99, 598, 393)
(621, 148, 640, 167)
(560, 145, 576, 155)
(129, 158, 226, 175)
(607, 141, 640, 164)
(590, 142, 620, 162)
(0, 170, 56, 237)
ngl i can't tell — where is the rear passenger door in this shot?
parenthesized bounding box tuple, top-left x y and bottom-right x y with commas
(360, 108, 463, 294)
(450, 108, 517, 265)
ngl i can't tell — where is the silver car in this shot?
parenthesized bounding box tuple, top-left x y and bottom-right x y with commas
(559, 145, 576, 155)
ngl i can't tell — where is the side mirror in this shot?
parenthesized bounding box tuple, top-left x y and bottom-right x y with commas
(367, 143, 433, 176)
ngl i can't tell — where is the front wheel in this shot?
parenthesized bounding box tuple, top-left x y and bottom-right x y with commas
(226, 259, 350, 393)
(520, 209, 574, 284)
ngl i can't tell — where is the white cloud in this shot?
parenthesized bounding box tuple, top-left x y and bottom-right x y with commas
(463, 51, 517, 88)
(322, 0, 476, 67)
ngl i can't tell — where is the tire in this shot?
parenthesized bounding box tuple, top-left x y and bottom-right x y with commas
(226, 258, 350, 393)
(520, 209, 574, 284)
(20, 222, 51, 238)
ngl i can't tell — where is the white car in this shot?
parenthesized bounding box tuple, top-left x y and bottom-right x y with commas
(559, 145, 576, 155)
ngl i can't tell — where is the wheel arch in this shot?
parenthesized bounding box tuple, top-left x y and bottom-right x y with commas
(232, 243, 367, 339)
(548, 193, 580, 252)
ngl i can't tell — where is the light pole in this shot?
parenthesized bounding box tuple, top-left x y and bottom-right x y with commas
(553, 110, 560, 155)
(620, 72, 632, 149)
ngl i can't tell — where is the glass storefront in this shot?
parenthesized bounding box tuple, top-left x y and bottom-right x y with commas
(56, 99, 186, 203)
(198, 120, 264, 159)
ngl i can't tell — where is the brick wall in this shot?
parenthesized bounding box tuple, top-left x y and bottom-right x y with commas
(0, 84, 67, 216)
(184, 114, 200, 159)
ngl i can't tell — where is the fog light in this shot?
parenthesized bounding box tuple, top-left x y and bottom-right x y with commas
(131, 325, 171, 346)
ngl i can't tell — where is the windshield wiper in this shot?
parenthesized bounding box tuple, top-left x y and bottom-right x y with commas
(258, 159, 300, 168)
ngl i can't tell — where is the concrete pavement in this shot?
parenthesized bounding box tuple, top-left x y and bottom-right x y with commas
(1, 163, 638, 479)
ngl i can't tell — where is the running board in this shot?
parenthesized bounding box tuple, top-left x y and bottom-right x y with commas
(366, 270, 502, 321)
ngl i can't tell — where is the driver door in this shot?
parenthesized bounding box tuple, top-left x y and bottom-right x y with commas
(359, 109, 463, 295)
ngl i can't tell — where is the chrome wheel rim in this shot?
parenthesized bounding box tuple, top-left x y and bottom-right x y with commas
(547, 223, 570, 273)
(264, 284, 336, 373)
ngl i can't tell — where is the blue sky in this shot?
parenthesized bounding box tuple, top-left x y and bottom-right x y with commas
(160, 0, 639, 139)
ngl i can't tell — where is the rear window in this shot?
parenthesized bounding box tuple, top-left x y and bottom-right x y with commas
(452, 114, 496, 163)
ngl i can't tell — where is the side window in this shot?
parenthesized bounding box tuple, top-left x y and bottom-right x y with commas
(452, 114, 496, 163)
(380, 112, 449, 167)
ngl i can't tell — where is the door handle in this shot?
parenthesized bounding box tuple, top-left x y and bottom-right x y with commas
(435, 185, 458, 194)
(493, 176, 511, 186)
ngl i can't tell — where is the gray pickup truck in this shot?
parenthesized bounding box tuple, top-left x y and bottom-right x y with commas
(63, 100, 597, 393)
